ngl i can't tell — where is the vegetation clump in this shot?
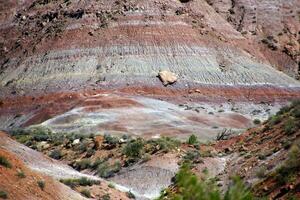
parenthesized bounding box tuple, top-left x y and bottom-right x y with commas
(158, 164, 253, 200)
(0, 156, 12, 168)
(60, 177, 100, 189)
(37, 180, 45, 190)
(49, 149, 62, 160)
(74, 159, 92, 170)
(80, 189, 91, 198)
(97, 161, 121, 178)
(0, 191, 8, 199)
(275, 140, 300, 184)
(146, 137, 180, 153)
(16, 170, 26, 178)
(123, 138, 144, 159)
(126, 191, 135, 199)
(284, 117, 297, 135)
(187, 134, 199, 146)
(253, 119, 261, 125)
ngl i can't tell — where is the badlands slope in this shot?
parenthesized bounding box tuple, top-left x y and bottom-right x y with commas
(0, 0, 299, 97)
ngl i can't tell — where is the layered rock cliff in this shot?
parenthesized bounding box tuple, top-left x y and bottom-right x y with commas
(0, 0, 299, 99)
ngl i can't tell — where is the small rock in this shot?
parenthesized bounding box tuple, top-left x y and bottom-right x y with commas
(263, 186, 268, 192)
(37, 141, 50, 151)
(119, 138, 127, 143)
(158, 70, 177, 86)
(72, 139, 80, 145)
(21, 15, 26, 20)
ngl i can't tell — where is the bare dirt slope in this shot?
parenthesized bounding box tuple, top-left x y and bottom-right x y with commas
(0, 148, 86, 200)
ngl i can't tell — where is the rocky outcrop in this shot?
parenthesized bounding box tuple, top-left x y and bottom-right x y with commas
(206, 0, 300, 79)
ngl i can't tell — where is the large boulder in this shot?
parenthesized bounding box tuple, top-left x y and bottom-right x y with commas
(158, 70, 178, 86)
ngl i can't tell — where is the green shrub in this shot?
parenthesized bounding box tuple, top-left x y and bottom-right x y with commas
(80, 189, 91, 198)
(158, 164, 253, 200)
(16, 170, 26, 178)
(126, 191, 135, 199)
(291, 100, 300, 118)
(60, 178, 78, 189)
(284, 118, 297, 135)
(75, 142, 88, 153)
(37, 180, 45, 190)
(102, 194, 111, 200)
(111, 160, 121, 173)
(291, 107, 300, 118)
(60, 177, 100, 189)
(75, 159, 92, 170)
(187, 134, 198, 145)
(183, 150, 202, 164)
(277, 106, 290, 115)
(97, 161, 121, 178)
(104, 134, 119, 145)
(269, 115, 281, 125)
(123, 138, 144, 158)
(146, 137, 180, 153)
(108, 183, 115, 188)
(0, 191, 8, 199)
(49, 149, 62, 160)
(276, 140, 300, 184)
(97, 162, 112, 178)
(0, 156, 12, 168)
(92, 158, 106, 169)
(253, 119, 261, 125)
(142, 153, 151, 163)
(223, 176, 253, 200)
(256, 166, 267, 178)
(79, 177, 100, 186)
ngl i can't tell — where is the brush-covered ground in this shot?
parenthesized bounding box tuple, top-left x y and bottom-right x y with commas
(2, 100, 299, 199)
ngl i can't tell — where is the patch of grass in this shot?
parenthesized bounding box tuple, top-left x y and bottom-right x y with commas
(126, 191, 135, 199)
(37, 180, 45, 190)
(80, 189, 91, 198)
(0, 191, 8, 199)
(0, 156, 12, 168)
